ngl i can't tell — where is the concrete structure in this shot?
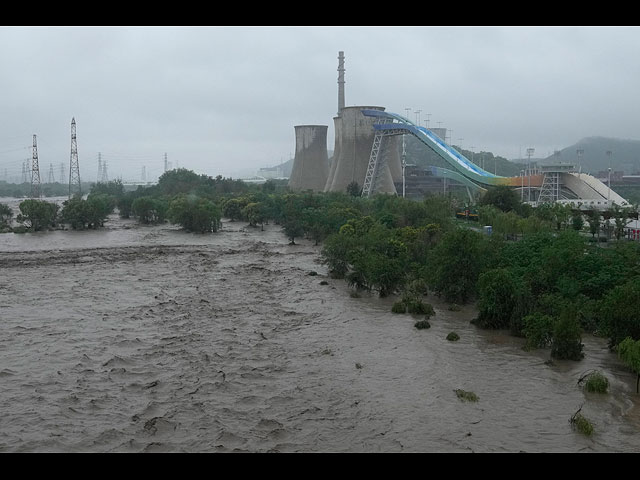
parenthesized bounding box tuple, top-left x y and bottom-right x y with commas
(337, 51, 345, 116)
(258, 165, 285, 179)
(288, 125, 329, 192)
(325, 106, 396, 194)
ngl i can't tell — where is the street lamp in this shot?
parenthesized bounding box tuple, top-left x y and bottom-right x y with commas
(576, 148, 584, 173)
(404, 107, 411, 120)
(415, 109, 422, 125)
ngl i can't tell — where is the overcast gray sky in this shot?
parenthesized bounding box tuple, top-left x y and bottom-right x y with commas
(1, 26, 639, 183)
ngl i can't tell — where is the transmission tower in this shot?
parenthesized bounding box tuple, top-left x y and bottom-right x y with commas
(101, 158, 108, 182)
(22, 161, 28, 184)
(164, 152, 168, 173)
(59, 163, 65, 184)
(48, 163, 55, 183)
(30, 134, 42, 198)
(97, 153, 102, 183)
(69, 117, 81, 198)
(141, 165, 146, 182)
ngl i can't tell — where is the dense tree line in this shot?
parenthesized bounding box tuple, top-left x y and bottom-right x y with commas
(3, 169, 640, 366)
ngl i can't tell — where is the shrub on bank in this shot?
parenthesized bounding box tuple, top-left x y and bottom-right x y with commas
(447, 332, 460, 341)
(414, 319, 431, 330)
(584, 371, 609, 393)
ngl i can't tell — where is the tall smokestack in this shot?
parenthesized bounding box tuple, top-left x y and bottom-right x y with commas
(288, 125, 329, 192)
(337, 51, 345, 116)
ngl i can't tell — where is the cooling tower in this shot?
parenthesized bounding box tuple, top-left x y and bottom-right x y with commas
(324, 116, 342, 191)
(288, 125, 329, 192)
(384, 135, 402, 184)
(325, 106, 397, 194)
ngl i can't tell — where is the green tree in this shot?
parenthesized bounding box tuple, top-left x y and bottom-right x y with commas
(479, 185, 521, 213)
(60, 195, 113, 230)
(571, 212, 584, 231)
(618, 337, 640, 393)
(322, 231, 355, 278)
(346, 181, 360, 197)
(586, 210, 600, 239)
(17, 199, 59, 231)
(522, 312, 555, 349)
(475, 268, 531, 333)
(90, 179, 124, 197)
(168, 195, 221, 233)
(243, 202, 267, 230)
(599, 277, 640, 347)
(132, 196, 168, 224)
(157, 168, 208, 195)
(222, 197, 246, 221)
(428, 228, 489, 303)
(551, 306, 584, 361)
(0, 203, 13, 226)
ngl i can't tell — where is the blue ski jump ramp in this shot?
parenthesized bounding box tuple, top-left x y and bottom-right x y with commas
(361, 109, 543, 189)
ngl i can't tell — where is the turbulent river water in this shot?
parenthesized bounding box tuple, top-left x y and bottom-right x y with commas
(0, 199, 638, 452)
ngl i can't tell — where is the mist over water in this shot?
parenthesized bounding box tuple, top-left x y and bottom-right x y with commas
(0, 211, 638, 452)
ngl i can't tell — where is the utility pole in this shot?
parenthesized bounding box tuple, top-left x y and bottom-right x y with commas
(69, 117, 81, 198)
(31, 134, 41, 198)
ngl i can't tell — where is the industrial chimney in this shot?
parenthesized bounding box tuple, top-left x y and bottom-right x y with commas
(288, 125, 329, 192)
(337, 51, 345, 116)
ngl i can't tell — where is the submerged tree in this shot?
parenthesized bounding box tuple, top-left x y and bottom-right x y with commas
(17, 199, 59, 231)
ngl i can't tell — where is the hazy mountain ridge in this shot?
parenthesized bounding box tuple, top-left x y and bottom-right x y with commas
(544, 137, 640, 175)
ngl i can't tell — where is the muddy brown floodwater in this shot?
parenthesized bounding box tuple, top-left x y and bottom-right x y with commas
(0, 209, 639, 452)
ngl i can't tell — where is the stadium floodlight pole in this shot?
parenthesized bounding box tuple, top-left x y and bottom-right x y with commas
(402, 135, 407, 198)
(606, 150, 613, 206)
(526, 147, 535, 203)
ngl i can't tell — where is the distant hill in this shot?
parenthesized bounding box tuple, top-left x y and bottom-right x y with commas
(544, 137, 640, 175)
(263, 151, 334, 178)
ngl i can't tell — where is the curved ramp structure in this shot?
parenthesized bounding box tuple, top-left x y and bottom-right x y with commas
(361, 109, 628, 207)
(361, 109, 538, 193)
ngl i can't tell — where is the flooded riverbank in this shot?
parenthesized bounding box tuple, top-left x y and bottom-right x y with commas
(0, 213, 638, 452)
